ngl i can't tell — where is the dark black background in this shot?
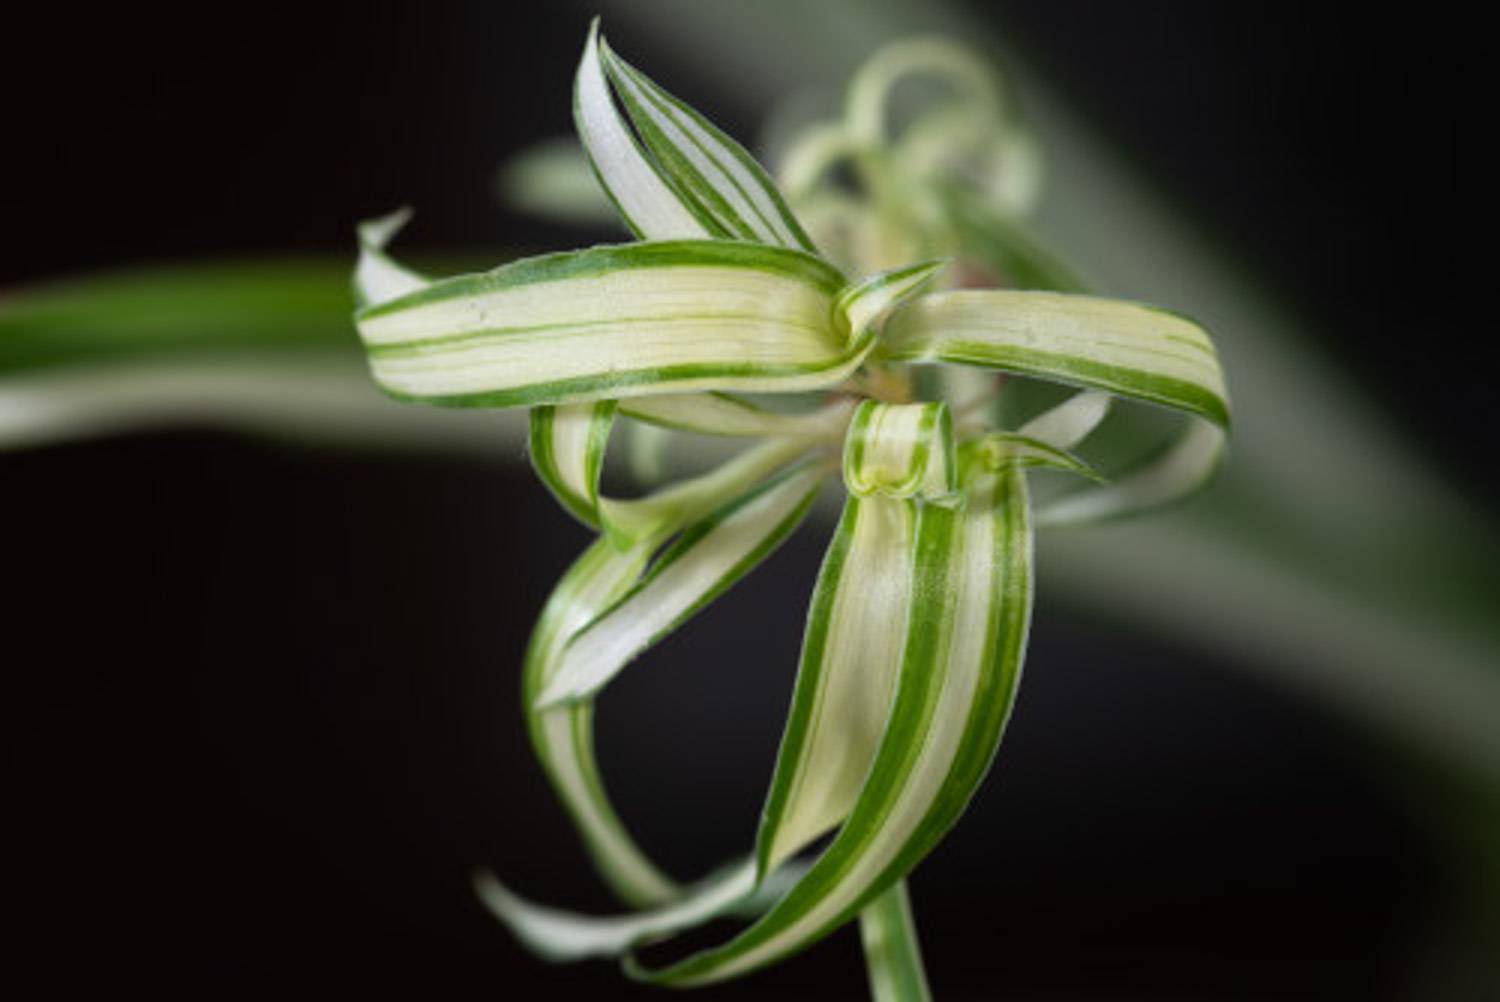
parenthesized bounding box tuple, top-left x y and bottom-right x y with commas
(2, 3, 1489, 999)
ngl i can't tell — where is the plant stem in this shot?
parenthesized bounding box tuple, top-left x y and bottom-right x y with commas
(859, 879, 933, 1002)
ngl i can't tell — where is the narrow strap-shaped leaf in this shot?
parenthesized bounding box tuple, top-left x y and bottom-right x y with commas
(842, 400, 957, 502)
(573, 21, 708, 240)
(519, 437, 823, 905)
(602, 434, 818, 549)
(882, 289, 1229, 522)
(1016, 389, 1112, 450)
(475, 854, 817, 963)
(529, 397, 843, 543)
(529, 401, 617, 531)
(1037, 418, 1225, 526)
(537, 463, 825, 707)
(755, 495, 916, 872)
(860, 880, 932, 1002)
(598, 36, 818, 254)
(619, 392, 853, 439)
(476, 858, 756, 963)
(881, 290, 1228, 425)
(353, 208, 429, 309)
(522, 536, 679, 907)
(630, 465, 1033, 986)
(355, 240, 868, 408)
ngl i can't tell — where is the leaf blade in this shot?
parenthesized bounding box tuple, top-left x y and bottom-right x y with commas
(355, 240, 865, 408)
(573, 20, 709, 240)
(538, 463, 824, 707)
(600, 36, 818, 253)
(631, 466, 1034, 986)
(882, 289, 1230, 522)
(529, 400, 618, 532)
(521, 537, 680, 908)
(755, 495, 916, 873)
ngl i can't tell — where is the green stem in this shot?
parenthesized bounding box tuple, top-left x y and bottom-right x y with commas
(859, 879, 933, 1002)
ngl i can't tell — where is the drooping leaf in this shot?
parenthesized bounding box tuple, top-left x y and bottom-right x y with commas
(521, 436, 825, 902)
(882, 289, 1229, 522)
(537, 462, 825, 707)
(881, 290, 1227, 423)
(755, 494, 916, 872)
(522, 535, 678, 908)
(629, 463, 1033, 986)
(529, 400, 618, 532)
(476, 858, 755, 962)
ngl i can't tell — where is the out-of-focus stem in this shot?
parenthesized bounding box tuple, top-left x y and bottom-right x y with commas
(860, 880, 933, 1002)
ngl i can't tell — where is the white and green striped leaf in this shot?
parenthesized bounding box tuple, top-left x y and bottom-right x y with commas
(841, 400, 957, 503)
(476, 857, 756, 963)
(1016, 389, 1112, 450)
(520, 438, 824, 905)
(881, 290, 1228, 424)
(755, 494, 917, 872)
(630, 464, 1033, 986)
(537, 462, 825, 707)
(573, 22, 708, 240)
(597, 35, 818, 254)
(356, 240, 868, 409)
(475, 853, 818, 964)
(1038, 417, 1225, 527)
(882, 289, 1229, 522)
(521, 535, 679, 908)
(529, 400, 618, 532)
(353, 208, 429, 310)
(619, 392, 853, 439)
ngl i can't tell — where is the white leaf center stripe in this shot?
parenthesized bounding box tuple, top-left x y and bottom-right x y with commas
(358, 241, 843, 326)
(880, 289, 1229, 427)
(756, 496, 916, 871)
(529, 401, 616, 533)
(632, 469, 1032, 986)
(366, 313, 834, 357)
(354, 241, 872, 407)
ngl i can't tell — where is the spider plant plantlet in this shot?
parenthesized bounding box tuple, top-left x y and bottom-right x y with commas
(351, 20, 1230, 999)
